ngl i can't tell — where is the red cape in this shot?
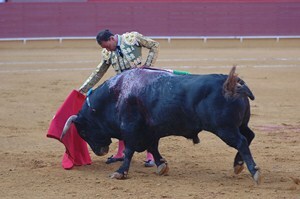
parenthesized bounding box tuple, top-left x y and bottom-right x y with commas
(47, 90, 92, 169)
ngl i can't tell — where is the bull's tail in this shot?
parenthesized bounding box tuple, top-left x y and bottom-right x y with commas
(223, 66, 255, 100)
(60, 115, 78, 140)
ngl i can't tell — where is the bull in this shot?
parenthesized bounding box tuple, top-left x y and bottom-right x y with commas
(61, 66, 261, 184)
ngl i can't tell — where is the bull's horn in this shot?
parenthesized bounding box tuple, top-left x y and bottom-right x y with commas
(60, 115, 78, 140)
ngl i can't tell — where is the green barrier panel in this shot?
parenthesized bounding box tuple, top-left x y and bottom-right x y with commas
(172, 70, 190, 75)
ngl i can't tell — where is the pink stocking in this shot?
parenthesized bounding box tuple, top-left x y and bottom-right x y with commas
(113, 140, 125, 158)
(146, 151, 154, 161)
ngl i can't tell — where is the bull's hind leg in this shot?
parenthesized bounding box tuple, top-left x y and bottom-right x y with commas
(147, 140, 169, 176)
(234, 125, 255, 174)
(217, 127, 261, 184)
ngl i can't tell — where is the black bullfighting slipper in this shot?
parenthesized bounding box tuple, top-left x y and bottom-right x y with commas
(105, 155, 124, 164)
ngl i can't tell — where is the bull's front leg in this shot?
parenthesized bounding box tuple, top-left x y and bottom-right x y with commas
(148, 141, 169, 176)
(109, 148, 134, 179)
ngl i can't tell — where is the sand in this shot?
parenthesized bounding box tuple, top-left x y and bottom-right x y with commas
(0, 39, 299, 199)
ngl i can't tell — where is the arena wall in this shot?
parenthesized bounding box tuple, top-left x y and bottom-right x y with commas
(0, 1, 300, 39)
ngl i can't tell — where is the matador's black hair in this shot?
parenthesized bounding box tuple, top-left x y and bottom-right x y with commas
(96, 29, 114, 45)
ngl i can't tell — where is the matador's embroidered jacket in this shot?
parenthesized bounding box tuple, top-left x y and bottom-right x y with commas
(79, 31, 159, 93)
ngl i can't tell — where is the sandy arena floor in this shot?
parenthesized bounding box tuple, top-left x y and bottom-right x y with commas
(0, 39, 299, 199)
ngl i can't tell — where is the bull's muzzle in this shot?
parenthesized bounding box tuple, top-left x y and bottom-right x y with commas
(94, 146, 109, 156)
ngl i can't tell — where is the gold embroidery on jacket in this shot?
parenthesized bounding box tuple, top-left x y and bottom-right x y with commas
(79, 31, 159, 93)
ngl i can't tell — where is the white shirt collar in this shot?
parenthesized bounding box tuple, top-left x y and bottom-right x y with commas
(116, 34, 121, 46)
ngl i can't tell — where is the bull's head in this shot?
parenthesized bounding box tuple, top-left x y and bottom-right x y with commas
(61, 114, 111, 156)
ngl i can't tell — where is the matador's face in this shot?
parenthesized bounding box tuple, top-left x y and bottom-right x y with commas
(100, 36, 117, 52)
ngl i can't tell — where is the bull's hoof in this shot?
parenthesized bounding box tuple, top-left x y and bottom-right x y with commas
(157, 163, 169, 176)
(253, 166, 262, 185)
(109, 172, 127, 180)
(234, 164, 245, 175)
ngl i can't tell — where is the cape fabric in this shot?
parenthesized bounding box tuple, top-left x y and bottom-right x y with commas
(47, 90, 92, 169)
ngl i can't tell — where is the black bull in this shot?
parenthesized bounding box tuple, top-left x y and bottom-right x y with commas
(61, 67, 261, 184)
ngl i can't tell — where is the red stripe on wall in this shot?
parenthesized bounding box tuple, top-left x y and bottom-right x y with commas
(88, 0, 300, 2)
(0, 2, 299, 38)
